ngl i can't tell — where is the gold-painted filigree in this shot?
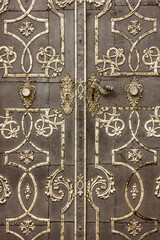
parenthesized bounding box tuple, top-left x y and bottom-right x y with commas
(0, 114, 20, 139)
(0, 175, 11, 204)
(45, 175, 74, 204)
(77, 174, 84, 197)
(145, 107, 160, 137)
(126, 219, 142, 236)
(19, 219, 35, 235)
(24, 183, 32, 200)
(142, 46, 160, 74)
(130, 183, 139, 200)
(35, 109, 64, 137)
(19, 77, 36, 108)
(125, 77, 143, 106)
(0, 0, 9, 14)
(127, 20, 142, 36)
(0, 46, 17, 76)
(155, 176, 160, 198)
(96, 48, 125, 77)
(36, 46, 64, 77)
(87, 74, 100, 116)
(127, 149, 143, 164)
(111, 109, 158, 240)
(19, 150, 35, 165)
(60, 74, 75, 115)
(87, 175, 115, 203)
(19, 20, 35, 37)
(97, 107, 125, 137)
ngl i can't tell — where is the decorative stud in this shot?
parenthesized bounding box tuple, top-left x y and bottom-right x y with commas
(125, 77, 143, 106)
(19, 77, 36, 108)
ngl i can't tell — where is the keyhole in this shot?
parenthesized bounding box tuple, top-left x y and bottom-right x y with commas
(92, 89, 95, 101)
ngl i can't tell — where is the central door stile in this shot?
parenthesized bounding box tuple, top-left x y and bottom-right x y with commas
(74, 0, 78, 239)
(74, 0, 87, 239)
(83, 0, 87, 240)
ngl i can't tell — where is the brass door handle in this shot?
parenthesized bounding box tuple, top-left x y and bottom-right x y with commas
(91, 82, 113, 95)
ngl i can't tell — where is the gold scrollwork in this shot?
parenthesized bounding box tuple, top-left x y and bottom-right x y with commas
(145, 107, 160, 137)
(1, 108, 66, 239)
(60, 74, 75, 115)
(45, 175, 74, 204)
(95, 0, 159, 76)
(0, 0, 9, 14)
(0, 114, 20, 139)
(35, 109, 64, 137)
(36, 46, 64, 77)
(87, 175, 115, 202)
(142, 46, 160, 74)
(96, 48, 125, 77)
(97, 107, 125, 137)
(0, 175, 11, 204)
(111, 109, 158, 240)
(0, 46, 17, 76)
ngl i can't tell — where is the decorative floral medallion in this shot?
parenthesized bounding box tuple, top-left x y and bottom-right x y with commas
(127, 149, 143, 164)
(19, 219, 35, 235)
(127, 20, 142, 36)
(19, 21, 35, 37)
(19, 150, 35, 165)
(126, 219, 142, 236)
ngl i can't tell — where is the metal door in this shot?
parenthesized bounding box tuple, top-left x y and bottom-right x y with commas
(0, 0, 160, 239)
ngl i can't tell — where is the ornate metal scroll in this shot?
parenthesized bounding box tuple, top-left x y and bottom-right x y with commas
(0, 108, 73, 239)
(1, 0, 64, 78)
(95, 0, 160, 76)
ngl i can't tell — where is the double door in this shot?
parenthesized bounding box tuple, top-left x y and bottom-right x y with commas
(0, 0, 160, 239)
